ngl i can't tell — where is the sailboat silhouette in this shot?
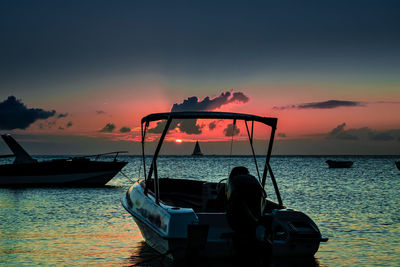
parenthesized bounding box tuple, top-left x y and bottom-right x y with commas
(191, 141, 203, 156)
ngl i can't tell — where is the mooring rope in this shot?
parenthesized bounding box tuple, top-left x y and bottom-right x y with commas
(119, 169, 135, 184)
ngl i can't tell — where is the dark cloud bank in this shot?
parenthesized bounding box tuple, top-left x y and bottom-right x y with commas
(170, 91, 249, 112)
(59, 121, 73, 130)
(149, 91, 249, 134)
(57, 113, 69, 118)
(274, 100, 363, 110)
(99, 123, 116, 133)
(223, 123, 240, 137)
(209, 121, 217, 130)
(328, 122, 400, 141)
(0, 96, 56, 130)
(119, 127, 131, 133)
(100, 124, 130, 134)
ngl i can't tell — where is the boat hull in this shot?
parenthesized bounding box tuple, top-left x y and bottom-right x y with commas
(121, 182, 235, 260)
(133, 218, 188, 259)
(122, 181, 326, 260)
(0, 160, 127, 186)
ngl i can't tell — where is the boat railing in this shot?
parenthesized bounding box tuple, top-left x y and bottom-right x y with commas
(83, 151, 128, 161)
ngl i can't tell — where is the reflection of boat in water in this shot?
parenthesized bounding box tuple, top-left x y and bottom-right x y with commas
(122, 111, 328, 261)
(191, 141, 203, 156)
(326, 160, 353, 168)
(396, 161, 400, 170)
(127, 241, 321, 266)
(0, 134, 127, 186)
(127, 241, 173, 266)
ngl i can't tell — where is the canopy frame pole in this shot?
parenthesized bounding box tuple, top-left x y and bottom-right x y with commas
(227, 119, 236, 177)
(146, 118, 172, 204)
(142, 122, 149, 195)
(245, 120, 261, 183)
(261, 126, 283, 206)
(142, 122, 148, 177)
(266, 161, 282, 207)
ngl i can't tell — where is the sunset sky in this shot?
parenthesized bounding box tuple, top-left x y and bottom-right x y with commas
(0, 0, 399, 155)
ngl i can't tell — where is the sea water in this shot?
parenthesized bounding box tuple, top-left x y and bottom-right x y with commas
(0, 155, 399, 266)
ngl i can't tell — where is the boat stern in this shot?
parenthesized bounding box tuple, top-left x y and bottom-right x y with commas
(258, 209, 327, 257)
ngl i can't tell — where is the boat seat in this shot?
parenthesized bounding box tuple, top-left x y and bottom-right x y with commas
(160, 191, 203, 209)
(146, 178, 204, 210)
(202, 182, 226, 212)
(146, 178, 226, 211)
(201, 182, 217, 210)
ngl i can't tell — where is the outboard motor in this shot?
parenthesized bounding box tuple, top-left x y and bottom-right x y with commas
(257, 209, 328, 257)
(225, 167, 328, 257)
(225, 167, 265, 237)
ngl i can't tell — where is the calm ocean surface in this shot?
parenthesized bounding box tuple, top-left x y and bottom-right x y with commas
(1, 155, 399, 266)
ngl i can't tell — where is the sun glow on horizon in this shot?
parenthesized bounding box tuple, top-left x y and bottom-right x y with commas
(175, 139, 183, 143)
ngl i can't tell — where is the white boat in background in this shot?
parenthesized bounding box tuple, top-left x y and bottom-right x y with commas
(0, 134, 127, 186)
(122, 112, 328, 260)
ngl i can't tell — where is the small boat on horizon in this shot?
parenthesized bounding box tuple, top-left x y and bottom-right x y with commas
(0, 134, 128, 186)
(326, 160, 353, 168)
(122, 111, 328, 261)
(191, 140, 203, 156)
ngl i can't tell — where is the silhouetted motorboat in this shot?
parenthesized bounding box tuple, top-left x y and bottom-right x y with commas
(396, 161, 400, 170)
(0, 134, 127, 186)
(122, 112, 328, 260)
(326, 160, 353, 168)
(191, 141, 203, 156)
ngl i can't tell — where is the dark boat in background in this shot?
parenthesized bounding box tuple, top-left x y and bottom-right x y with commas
(396, 161, 400, 170)
(326, 160, 353, 168)
(191, 140, 203, 156)
(0, 134, 127, 186)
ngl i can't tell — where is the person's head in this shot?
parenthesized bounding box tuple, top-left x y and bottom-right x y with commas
(229, 166, 249, 180)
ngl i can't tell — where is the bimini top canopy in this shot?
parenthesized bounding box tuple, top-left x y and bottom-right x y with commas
(141, 111, 277, 128)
